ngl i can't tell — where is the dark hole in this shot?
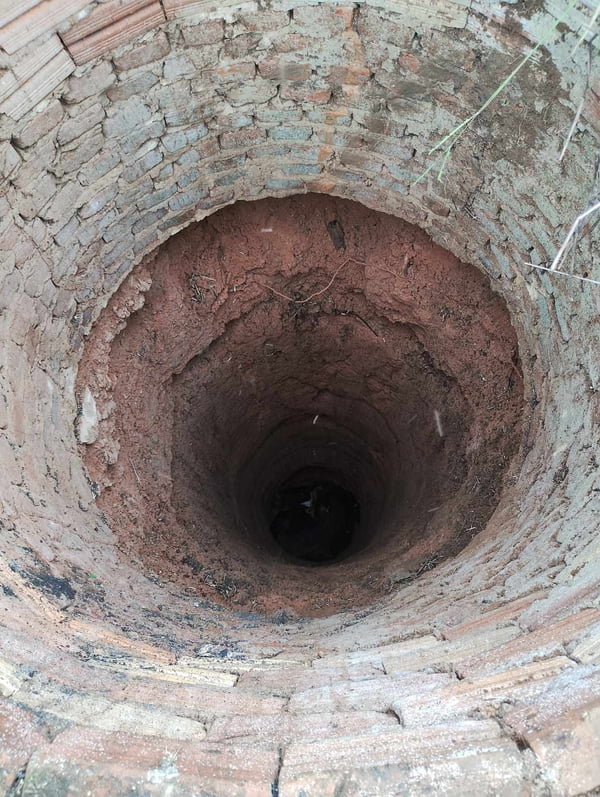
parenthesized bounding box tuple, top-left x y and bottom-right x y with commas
(269, 471, 360, 565)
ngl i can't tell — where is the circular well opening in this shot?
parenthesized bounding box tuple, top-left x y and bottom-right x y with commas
(77, 194, 523, 616)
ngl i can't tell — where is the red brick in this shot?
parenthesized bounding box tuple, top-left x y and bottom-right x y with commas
(61, 0, 151, 45)
(66, 3, 166, 65)
(259, 59, 313, 82)
(280, 83, 332, 104)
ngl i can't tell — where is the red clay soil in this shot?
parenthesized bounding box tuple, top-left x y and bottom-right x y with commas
(77, 194, 523, 617)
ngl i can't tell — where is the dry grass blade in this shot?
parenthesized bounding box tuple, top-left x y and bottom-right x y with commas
(550, 199, 600, 271)
(571, 0, 600, 54)
(413, 0, 580, 184)
(257, 258, 367, 304)
(526, 261, 600, 285)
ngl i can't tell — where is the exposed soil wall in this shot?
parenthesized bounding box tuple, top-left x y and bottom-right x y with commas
(78, 194, 523, 616)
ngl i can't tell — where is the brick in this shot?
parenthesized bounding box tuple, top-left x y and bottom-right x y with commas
(113, 31, 171, 72)
(205, 63, 256, 84)
(213, 171, 243, 187)
(503, 668, 600, 795)
(122, 148, 163, 182)
(163, 54, 196, 80)
(163, 0, 257, 19)
(59, 129, 105, 174)
(0, 0, 89, 54)
(280, 721, 522, 791)
(281, 163, 323, 176)
(227, 79, 278, 107)
(237, 11, 289, 31)
(176, 138, 220, 164)
(161, 123, 208, 153)
(13, 100, 64, 149)
(131, 208, 168, 234)
(220, 127, 265, 149)
(156, 163, 174, 181)
(159, 209, 196, 230)
(165, 106, 204, 127)
(0, 142, 21, 182)
(208, 710, 397, 746)
(0, 50, 75, 121)
(246, 144, 289, 160)
(258, 59, 313, 82)
(104, 97, 153, 138)
(78, 208, 118, 246)
(57, 104, 105, 146)
(62, 0, 152, 45)
(168, 186, 209, 211)
(457, 609, 600, 679)
(441, 591, 548, 642)
(396, 657, 575, 728)
(274, 32, 313, 55)
(0, 35, 63, 106)
(214, 110, 253, 129)
(40, 181, 82, 224)
(288, 672, 449, 714)
(138, 185, 177, 210)
(269, 126, 313, 142)
(63, 61, 116, 104)
(178, 169, 200, 188)
(15, 172, 57, 219)
(54, 215, 80, 247)
(22, 727, 279, 795)
(255, 108, 303, 124)
(78, 150, 121, 186)
(78, 185, 119, 220)
(221, 32, 261, 60)
(206, 154, 246, 173)
(0, 700, 46, 794)
(181, 20, 224, 45)
(305, 108, 352, 126)
(514, 701, 600, 795)
(106, 72, 160, 103)
(365, 0, 469, 28)
(186, 43, 222, 70)
(293, 5, 354, 33)
(121, 120, 165, 155)
(66, 4, 166, 66)
(102, 217, 135, 244)
(0, 0, 39, 28)
(324, 65, 372, 85)
(339, 148, 384, 172)
(279, 82, 332, 104)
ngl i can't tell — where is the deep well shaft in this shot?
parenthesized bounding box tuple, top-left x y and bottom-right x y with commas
(0, 1, 599, 794)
